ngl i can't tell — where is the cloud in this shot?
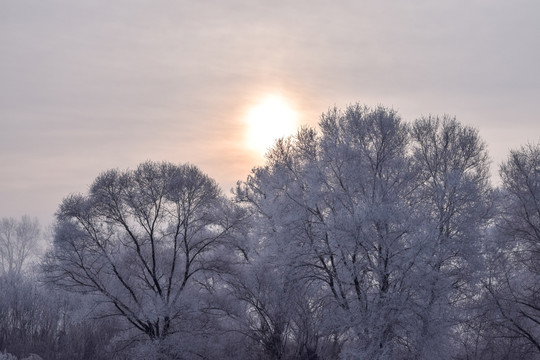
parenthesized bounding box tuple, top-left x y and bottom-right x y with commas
(1, 0, 540, 223)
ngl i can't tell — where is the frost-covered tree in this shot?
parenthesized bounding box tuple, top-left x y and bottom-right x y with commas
(237, 105, 423, 359)
(220, 222, 341, 360)
(0, 272, 118, 360)
(43, 161, 245, 344)
(410, 116, 493, 358)
(484, 143, 540, 357)
(0, 216, 40, 276)
(236, 106, 495, 359)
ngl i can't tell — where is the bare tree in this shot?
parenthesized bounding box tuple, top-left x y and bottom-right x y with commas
(43, 161, 244, 343)
(0, 216, 40, 276)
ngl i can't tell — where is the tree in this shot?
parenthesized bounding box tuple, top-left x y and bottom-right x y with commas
(410, 116, 492, 358)
(0, 216, 40, 276)
(237, 105, 422, 359)
(43, 161, 244, 344)
(220, 230, 341, 360)
(485, 143, 540, 356)
(0, 272, 118, 360)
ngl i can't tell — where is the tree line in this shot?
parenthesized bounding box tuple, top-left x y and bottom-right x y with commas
(1, 104, 539, 359)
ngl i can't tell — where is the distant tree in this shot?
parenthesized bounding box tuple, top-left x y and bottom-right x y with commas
(0, 271, 119, 360)
(0, 216, 40, 276)
(43, 161, 245, 345)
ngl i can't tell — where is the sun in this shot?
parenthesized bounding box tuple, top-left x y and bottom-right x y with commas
(244, 95, 298, 156)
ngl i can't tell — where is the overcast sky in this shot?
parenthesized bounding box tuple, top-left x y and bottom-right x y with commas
(1, 0, 539, 225)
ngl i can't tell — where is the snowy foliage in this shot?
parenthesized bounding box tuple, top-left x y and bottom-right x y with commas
(43, 162, 246, 343)
(2, 104, 539, 359)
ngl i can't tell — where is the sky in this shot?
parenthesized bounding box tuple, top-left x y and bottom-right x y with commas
(1, 0, 540, 226)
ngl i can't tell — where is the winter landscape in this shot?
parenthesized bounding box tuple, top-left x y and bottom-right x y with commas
(2, 2, 540, 359)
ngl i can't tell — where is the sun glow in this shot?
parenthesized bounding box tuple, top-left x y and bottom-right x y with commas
(244, 95, 298, 156)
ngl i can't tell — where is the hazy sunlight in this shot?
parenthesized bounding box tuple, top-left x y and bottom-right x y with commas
(244, 95, 298, 157)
